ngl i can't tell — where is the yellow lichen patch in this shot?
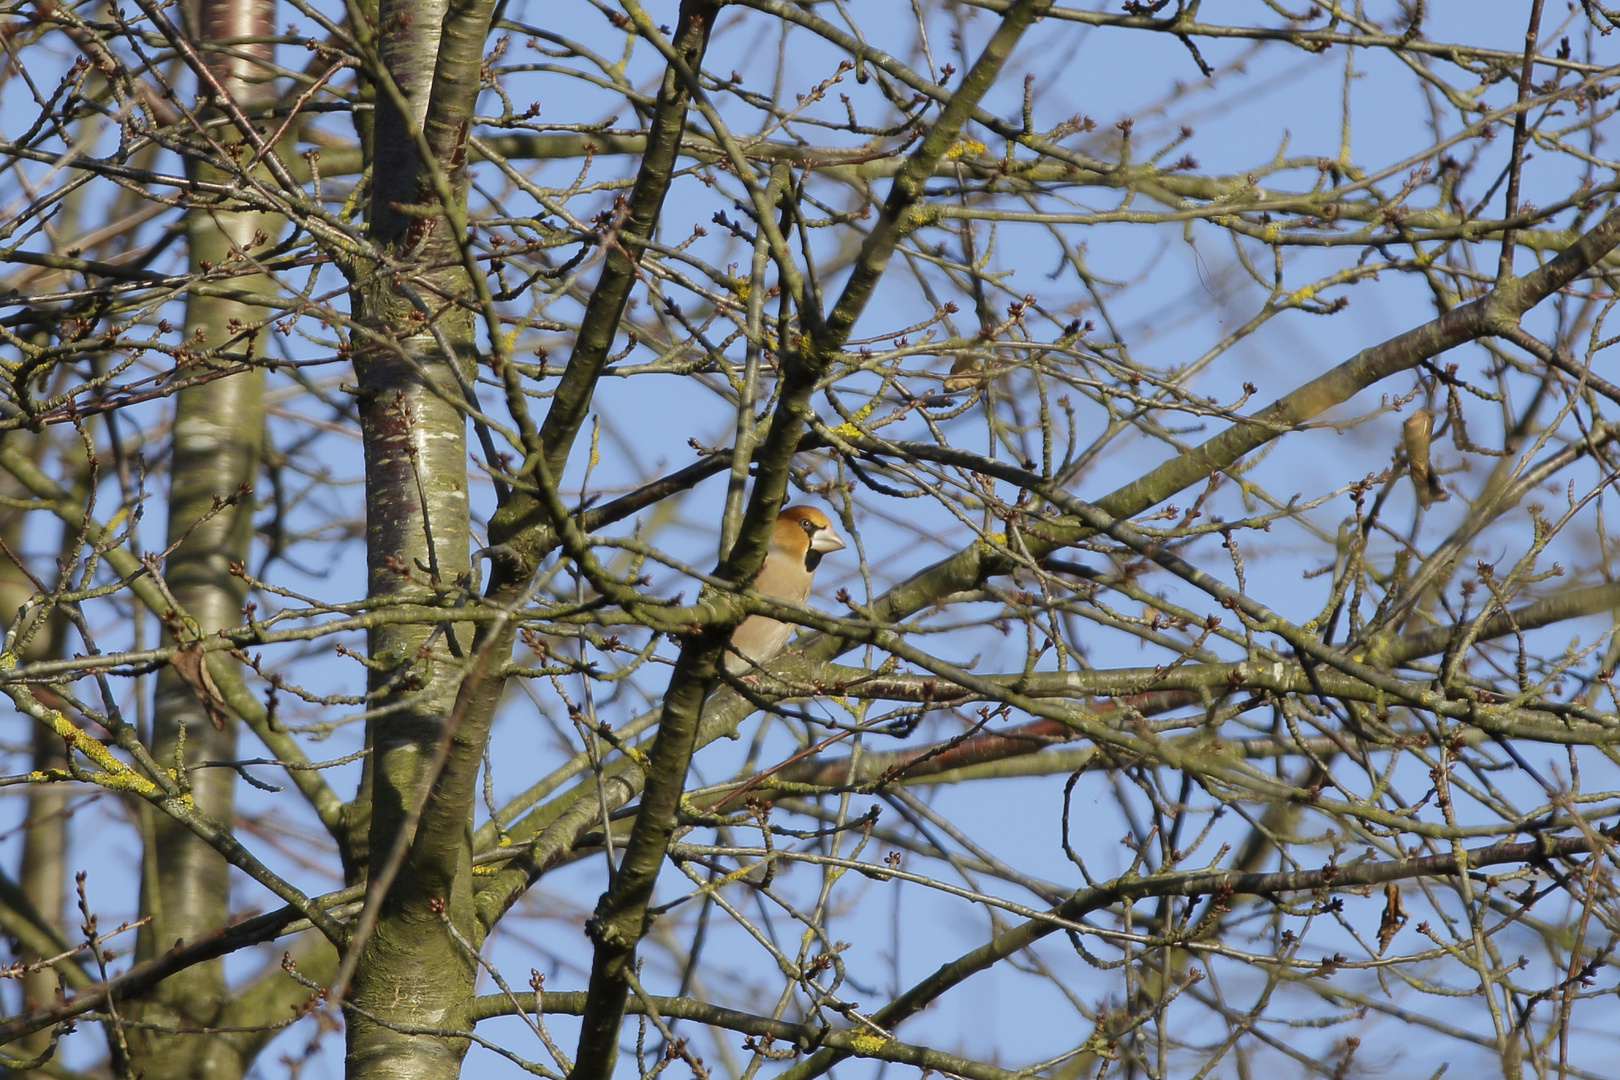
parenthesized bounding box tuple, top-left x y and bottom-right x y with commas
(830, 393, 882, 441)
(946, 139, 986, 160)
(500, 325, 522, 357)
(94, 769, 164, 795)
(848, 1031, 890, 1055)
(712, 861, 765, 889)
(33, 701, 158, 796)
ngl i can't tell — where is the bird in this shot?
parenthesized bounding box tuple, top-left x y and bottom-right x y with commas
(1402, 406, 1448, 509)
(724, 506, 845, 675)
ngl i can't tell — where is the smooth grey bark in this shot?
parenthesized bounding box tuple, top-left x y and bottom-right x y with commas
(342, 0, 498, 1077)
(129, 2, 274, 1076)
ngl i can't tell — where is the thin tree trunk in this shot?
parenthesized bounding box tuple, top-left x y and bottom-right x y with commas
(128, 2, 274, 1076)
(0, 436, 68, 1079)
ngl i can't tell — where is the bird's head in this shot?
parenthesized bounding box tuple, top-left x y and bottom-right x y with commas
(774, 505, 846, 572)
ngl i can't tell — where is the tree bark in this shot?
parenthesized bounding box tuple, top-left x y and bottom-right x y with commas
(0, 435, 70, 1079)
(342, 1, 497, 1076)
(128, 2, 274, 1076)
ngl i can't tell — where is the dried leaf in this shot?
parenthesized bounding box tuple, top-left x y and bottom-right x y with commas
(943, 353, 983, 393)
(170, 642, 232, 731)
(1376, 880, 1408, 954)
(1402, 407, 1448, 508)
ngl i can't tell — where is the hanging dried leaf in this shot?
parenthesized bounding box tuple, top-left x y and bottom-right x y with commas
(943, 352, 984, 393)
(1402, 407, 1448, 509)
(1377, 880, 1408, 954)
(170, 642, 233, 731)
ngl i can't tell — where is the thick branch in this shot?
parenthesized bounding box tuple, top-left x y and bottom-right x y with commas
(473, 990, 1023, 1080)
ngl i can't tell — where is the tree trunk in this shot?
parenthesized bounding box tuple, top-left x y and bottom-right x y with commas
(128, 2, 273, 1076)
(342, 0, 494, 1075)
(0, 436, 70, 1079)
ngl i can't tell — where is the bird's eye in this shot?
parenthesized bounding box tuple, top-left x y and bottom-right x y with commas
(800, 518, 816, 535)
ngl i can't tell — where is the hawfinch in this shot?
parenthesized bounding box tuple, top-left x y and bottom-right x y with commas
(724, 506, 845, 674)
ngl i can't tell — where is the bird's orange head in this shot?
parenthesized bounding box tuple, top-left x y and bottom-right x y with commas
(773, 505, 846, 570)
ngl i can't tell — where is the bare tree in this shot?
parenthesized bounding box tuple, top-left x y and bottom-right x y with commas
(2, 1, 1620, 1078)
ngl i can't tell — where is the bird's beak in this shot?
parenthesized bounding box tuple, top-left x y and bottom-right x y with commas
(811, 527, 846, 554)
